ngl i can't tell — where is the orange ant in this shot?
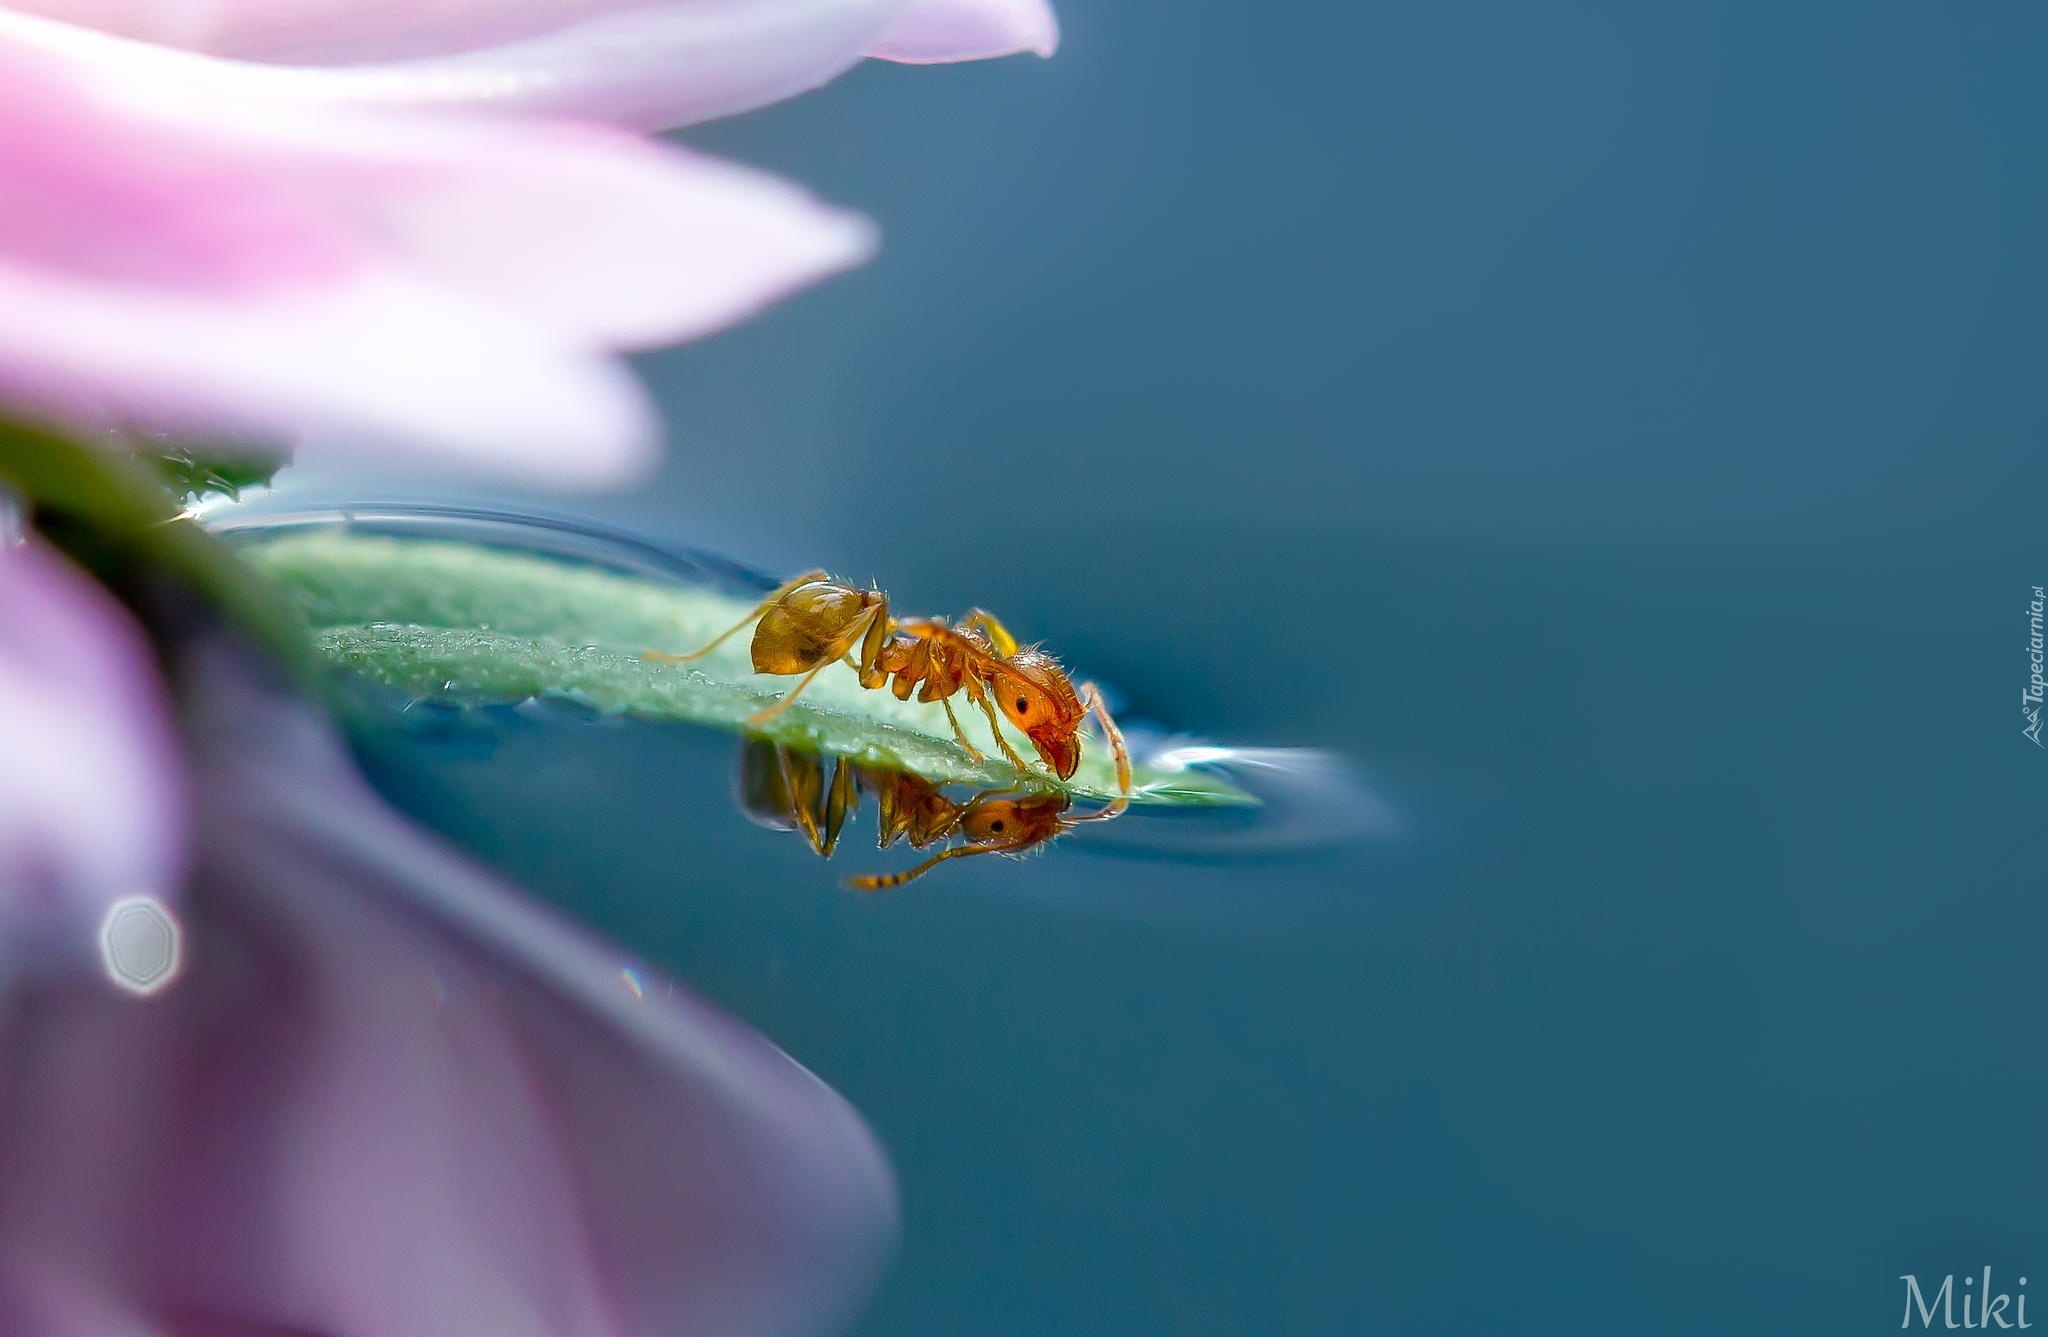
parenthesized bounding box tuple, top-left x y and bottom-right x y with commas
(735, 737, 1129, 889)
(650, 571, 1132, 796)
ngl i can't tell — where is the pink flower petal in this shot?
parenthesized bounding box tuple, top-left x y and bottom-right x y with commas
(0, 264, 665, 487)
(0, 12, 875, 483)
(869, 0, 1057, 63)
(3, 0, 891, 67)
(0, 1262, 161, 1337)
(291, 0, 904, 132)
(0, 535, 183, 977)
(0, 0, 1055, 132)
(4, 0, 910, 131)
(0, 656, 896, 1337)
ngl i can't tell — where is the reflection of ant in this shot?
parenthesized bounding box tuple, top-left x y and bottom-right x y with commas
(737, 737, 1129, 890)
(649, 572, 1131, 795)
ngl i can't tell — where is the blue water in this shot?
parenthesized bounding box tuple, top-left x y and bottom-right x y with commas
(317, 3, 2048, 1332)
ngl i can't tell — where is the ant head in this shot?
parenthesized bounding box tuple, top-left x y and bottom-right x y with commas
(993, 650, 1086, 779)
(959, 793, 1070, 847)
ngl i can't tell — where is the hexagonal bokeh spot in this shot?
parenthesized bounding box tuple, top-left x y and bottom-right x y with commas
(98, 896, 182, 996)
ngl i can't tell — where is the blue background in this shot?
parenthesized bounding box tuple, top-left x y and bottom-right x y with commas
(354, 3, 2048, 1333)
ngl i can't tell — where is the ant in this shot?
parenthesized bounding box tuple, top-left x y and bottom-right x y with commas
(736, 737, 1129, 889)
(650, 571, 1132, 795)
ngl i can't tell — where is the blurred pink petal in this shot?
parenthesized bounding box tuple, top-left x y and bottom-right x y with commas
(286, 0, 905, 132)
(0, 0, 1055, 131)
(0, 534, 183, 975)
(0, 647, 896, 1337)
(0, 12, 875, 483)
(869, 0, 1057, 63)
(0, 0, 897, 66)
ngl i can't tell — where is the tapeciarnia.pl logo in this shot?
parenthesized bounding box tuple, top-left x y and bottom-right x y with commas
(1901, 1269, 2031, 1329)
(2025, 586, 2045, 747)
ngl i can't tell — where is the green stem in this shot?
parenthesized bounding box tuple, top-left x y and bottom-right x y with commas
(0, 419, 310, 680)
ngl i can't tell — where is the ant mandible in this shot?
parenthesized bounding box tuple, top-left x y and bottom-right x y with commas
(650, 571, 1133, 796)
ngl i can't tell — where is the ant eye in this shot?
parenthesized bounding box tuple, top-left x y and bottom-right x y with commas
(990, 820, 1006, 834)
(1015, 697, 1030, 714)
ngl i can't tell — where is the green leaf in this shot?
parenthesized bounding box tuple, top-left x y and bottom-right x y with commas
(0, 420, 310, 676)
(149, 439, 291, 505)
(241, 529, 1253, 807)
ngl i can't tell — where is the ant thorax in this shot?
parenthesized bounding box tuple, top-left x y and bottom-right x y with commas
(876, 622, 992, 700)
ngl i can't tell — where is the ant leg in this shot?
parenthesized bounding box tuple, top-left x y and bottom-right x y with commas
(774, 749, 831, 856)
(747, 606, 879, 724)
(819, 755, 856, 856)
(958, 608, 1020, 657)
(1082, 682, 1132, 797)
(645, 569, 826, 664)
(853, 590, 895, 690)
(972, 691, 1037, 777)
(847, 840, 1010, 892)
(940, 697, 987, 762)
(746, 657, 835, 723)
(1071, 681, 1133, 819)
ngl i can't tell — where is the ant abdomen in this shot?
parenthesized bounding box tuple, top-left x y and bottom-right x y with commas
(752, 581, 875, 674)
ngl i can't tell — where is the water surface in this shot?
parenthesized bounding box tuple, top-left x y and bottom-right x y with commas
(276, 1, 2048, 1330)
